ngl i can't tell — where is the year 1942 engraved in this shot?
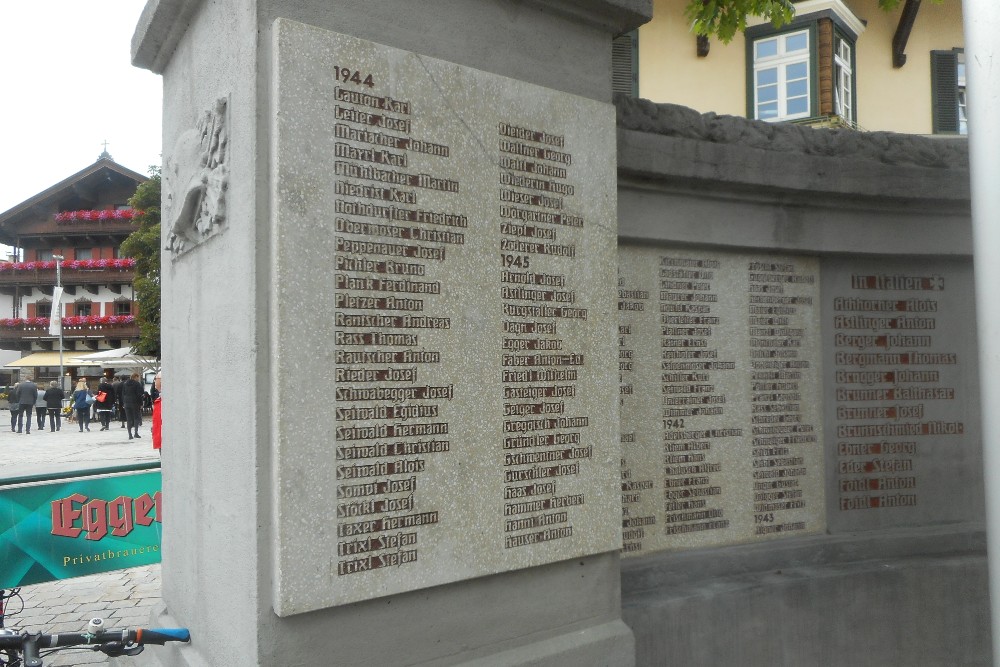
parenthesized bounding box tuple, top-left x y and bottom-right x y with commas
(335, 66, 375, 87)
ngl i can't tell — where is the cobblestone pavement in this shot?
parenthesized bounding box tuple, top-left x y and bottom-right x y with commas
(4, 565, 163, 666)
(1, 411, 163, 666)
(0, 407, 158, 479)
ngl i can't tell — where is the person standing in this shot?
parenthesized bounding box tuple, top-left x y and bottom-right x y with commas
(43, 381, 65, 432)
(7, 382, 19, 432)
(122, 373, 144, 440)
(72, 379, 91, 432)
(15, 376, 38, 434)
(95, 376, 116, 431)
(34, 386, 48, 431)
(151, 371, 162, 454)
(113, 374, 125, 428)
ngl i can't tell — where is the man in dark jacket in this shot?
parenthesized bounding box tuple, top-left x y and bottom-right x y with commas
(15, 376, 38, 434)
(43, 381, 65, 431)
(113, 375, 125, 428)
(122, 373, 145, 440)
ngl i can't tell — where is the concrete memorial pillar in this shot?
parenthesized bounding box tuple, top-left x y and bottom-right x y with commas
(132, 1, 650, 664)
(962, 1, 1000, 661)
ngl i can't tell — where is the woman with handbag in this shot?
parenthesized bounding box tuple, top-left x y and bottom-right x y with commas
(95, 376, 115, 431)
(72, 379, 92, 432)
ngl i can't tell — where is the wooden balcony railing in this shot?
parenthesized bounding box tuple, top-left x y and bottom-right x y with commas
(0, 260, 136, 287)
(0, 268, 136, 288)
(0, 319, 140, 342)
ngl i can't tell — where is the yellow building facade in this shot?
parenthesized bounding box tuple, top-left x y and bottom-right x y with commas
(632, 0, 965, 135)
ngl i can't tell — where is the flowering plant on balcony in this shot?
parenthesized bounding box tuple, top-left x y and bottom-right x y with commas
(0, 315, 136, 328)
(0, 258, 137, 272)
(53, 209, 141, 222)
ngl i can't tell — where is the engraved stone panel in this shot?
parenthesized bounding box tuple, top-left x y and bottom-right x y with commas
(271, 19, 620, 614)
(618, 246, 825, 555)
(821, 258, 983, 531)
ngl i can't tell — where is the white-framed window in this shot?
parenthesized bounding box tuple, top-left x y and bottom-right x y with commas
(753, 29, 811, 122)
(957, 54, 967, 136)
(834, 37, 853, 120)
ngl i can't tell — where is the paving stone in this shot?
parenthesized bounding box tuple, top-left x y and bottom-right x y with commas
(40, 603, 80, 615)
(73, 601, 122, 615)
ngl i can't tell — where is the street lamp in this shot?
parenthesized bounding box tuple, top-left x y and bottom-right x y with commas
(52, 255, 65, 390)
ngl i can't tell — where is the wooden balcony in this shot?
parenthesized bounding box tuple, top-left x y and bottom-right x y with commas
(0, 321, 140, 348)
(0, 267, 135, 287)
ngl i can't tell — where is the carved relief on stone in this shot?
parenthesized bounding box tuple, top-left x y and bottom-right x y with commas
(164, 97, 230, 256)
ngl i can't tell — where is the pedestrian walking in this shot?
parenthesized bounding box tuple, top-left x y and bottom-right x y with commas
(96, 376, 115, 431)
(34, 385, 47, 431)
(15, 376, 38, 434)
(43, 381, 65, 432)
(72, 379, 92, 432)
(122, 373, 144, 440)
(152, 371, 162, 454)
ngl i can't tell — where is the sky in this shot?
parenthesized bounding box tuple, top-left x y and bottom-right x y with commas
(0, 2, 163, 214)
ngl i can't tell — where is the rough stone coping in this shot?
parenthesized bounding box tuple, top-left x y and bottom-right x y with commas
(620, 524, 986, 599)
(133, 0, 652, 73)
(615, 95, 969, 171)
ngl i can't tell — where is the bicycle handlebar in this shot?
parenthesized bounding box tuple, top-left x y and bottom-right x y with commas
(0, 626, 190, 666)
(133, 628, 191, 644)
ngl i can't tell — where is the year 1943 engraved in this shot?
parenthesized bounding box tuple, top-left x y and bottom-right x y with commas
(335, 66, 375, 87)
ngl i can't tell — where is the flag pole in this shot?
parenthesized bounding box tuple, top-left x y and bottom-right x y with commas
(52, 255, 64, 390)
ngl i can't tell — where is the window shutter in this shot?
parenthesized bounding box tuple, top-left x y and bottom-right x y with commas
(612, 31, 638, 97)
(931, 50, 959, 134)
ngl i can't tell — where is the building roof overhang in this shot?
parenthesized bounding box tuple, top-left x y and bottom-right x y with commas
(0, 158, 147, 245)
(749, 0, 867, 40)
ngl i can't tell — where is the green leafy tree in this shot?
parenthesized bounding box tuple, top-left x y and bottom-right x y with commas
(120, 168, 161, 358)
(686, 0, 944, 43)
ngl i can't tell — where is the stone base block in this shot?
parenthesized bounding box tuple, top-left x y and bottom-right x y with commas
(622, 527, 991, 666)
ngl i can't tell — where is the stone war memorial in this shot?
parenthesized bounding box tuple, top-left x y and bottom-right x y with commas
(132, 0, 988, 665)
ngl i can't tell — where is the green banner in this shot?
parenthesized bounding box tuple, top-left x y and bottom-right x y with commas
(0, 471, 162, 588)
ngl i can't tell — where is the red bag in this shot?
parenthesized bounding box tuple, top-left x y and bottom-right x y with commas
(95, 391, 108, 402)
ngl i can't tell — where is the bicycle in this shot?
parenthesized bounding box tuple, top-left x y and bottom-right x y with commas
(0, 587, 189, 666)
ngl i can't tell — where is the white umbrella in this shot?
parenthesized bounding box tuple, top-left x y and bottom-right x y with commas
(67, 348, 159, 369)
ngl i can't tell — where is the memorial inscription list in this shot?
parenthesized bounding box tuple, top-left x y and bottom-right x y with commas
(273, 21, 619, 612)
(332, 76, 460, 578)
(498, 124, 595, 551)
(824, 260, 977, 530)
(618, 248, 825, 555)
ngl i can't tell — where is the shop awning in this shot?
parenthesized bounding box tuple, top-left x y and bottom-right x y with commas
(5, 352, 100, 368)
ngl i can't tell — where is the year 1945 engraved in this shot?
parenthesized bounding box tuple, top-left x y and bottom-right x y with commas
(335, 66, 375, 88)
(502, 254, 530, 269)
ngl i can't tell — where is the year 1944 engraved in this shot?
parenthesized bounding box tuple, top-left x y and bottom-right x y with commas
(335, 66, 375, 88)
